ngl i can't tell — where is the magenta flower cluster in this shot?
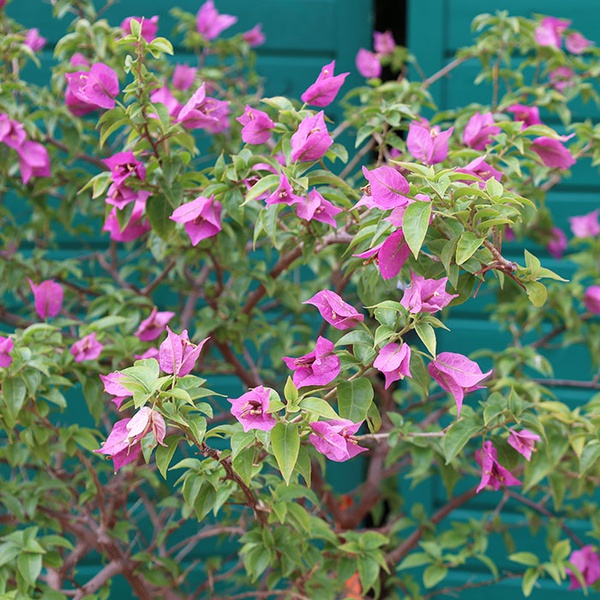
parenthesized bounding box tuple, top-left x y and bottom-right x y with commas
(101, 151, 151, 242)
(0, 114, 50, 185)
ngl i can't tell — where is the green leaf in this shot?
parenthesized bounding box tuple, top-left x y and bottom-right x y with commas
(443, 418, 480, 463)
(0, 543, 19, 568)
(524, 281, 547, 307)
(232, 446, 255, 485)
(146, 194, 176, 240)
(366, 401, 382, 433)
(398, 552, 432, 570)
(155, 435, 180, 479)
(551, 539, 571, 563)
(17, 552, 42, 586)
(148, 36, 173, 56)
(579, 440, 600, 475)
(243, 174, 279, 204)
(455, 231, 481, 265)
(3, 377, 27, 418)
(509, 552, 540, 567)
(271, 422, 300, 485)
(423, 564, 448, 588)
(522, 567, 539, 597)
(524, 444, 552, 490)
(338, 378, 374, 423)
(415, 322, 436, 357)
(284, 377, 298, 405)
(403, 200, 432, 259)
(299, 397, 340, 420)
(358, 556, 381, 593)
(120, 361, 160, 396)
(335, 330, 373, 347)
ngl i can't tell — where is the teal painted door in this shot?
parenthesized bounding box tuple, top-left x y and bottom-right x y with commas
(4, 1, 373, 597)
(408, 1, 600, 597)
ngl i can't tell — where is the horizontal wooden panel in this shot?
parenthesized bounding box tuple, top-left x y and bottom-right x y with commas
(441, 317, 595, 383)
(8, 0, 362, 53)
(447, 0, 600, 51)
(443, 58, 600, 121)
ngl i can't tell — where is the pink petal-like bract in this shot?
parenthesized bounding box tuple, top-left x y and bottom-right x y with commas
(584, 286, 600, 314)
(531, 136, 576, 169)
(135, 307, 176, 341)
(301, 60, 349, 108)
(103, 151, 146, 186)
(170, 195, 222, 246)
(374, 30, 395, 55)
(506, 104, 542, 130)
(400, 272, 457, 314)
(65, 63, 119, 110)
(309, 419, 367, 462)
(356, 49, 381, 78)
(265, 173, 302, 206)
(282, 336, 340, 388)
(547, 226, 567, 258)
(70, 332, 103, 363)
(295, 189, 342, 226)
(173, 65, 197, 91)
(362, 165, 411, 210)
(428, 352, 492, 416)
(566, 32, 593, 54)
(290, 111, 333, 163)
(242, 24, 265, 47)
(121, 16, 159, 42)
(475, 440, 521, 493)
(229, 386, 277, 432)
(569, 210, 600, 239)
(17, 141, 51, 184)
(378, 229, 411, 280)
(0, 336, 14, 368)
(196, 0, 237, 40)
(304, 290, 364, 330)
(462, 111, 501, 150)
(236, 105, 275, 144)
(373, 342, 412, 389)
(567, 546, 600, 590)
(159, 327, 209, 377)
(28, 279, 63, 320)
(507, 428, 541, 461)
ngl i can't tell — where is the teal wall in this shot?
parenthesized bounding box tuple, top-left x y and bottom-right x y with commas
(408, 1, 600, 597)
(3, 1, 374, 598)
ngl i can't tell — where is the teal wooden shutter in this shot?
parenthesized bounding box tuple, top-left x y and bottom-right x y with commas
(408, 1, 600, 596)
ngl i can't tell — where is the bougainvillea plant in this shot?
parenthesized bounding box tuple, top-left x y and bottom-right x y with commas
(2, 1, 600, 598)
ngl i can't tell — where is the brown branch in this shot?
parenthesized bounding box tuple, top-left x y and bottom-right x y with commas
(423, 56, 471, 88)
(531, 377, 600, 390)
(505, 490, 585, 548)
(72, 560, 123, 600)
(423, 572, 522, 598)
(386, 487, 478, 567)
(339, 138, 375, 180)
(199, 442, 268, 526)
(45, 137, 107, 170)
(337, 443, 387, 529)
(241, 232, 352, 317)
(141, 258, 178, 296)
(212, 339, 261, 388)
